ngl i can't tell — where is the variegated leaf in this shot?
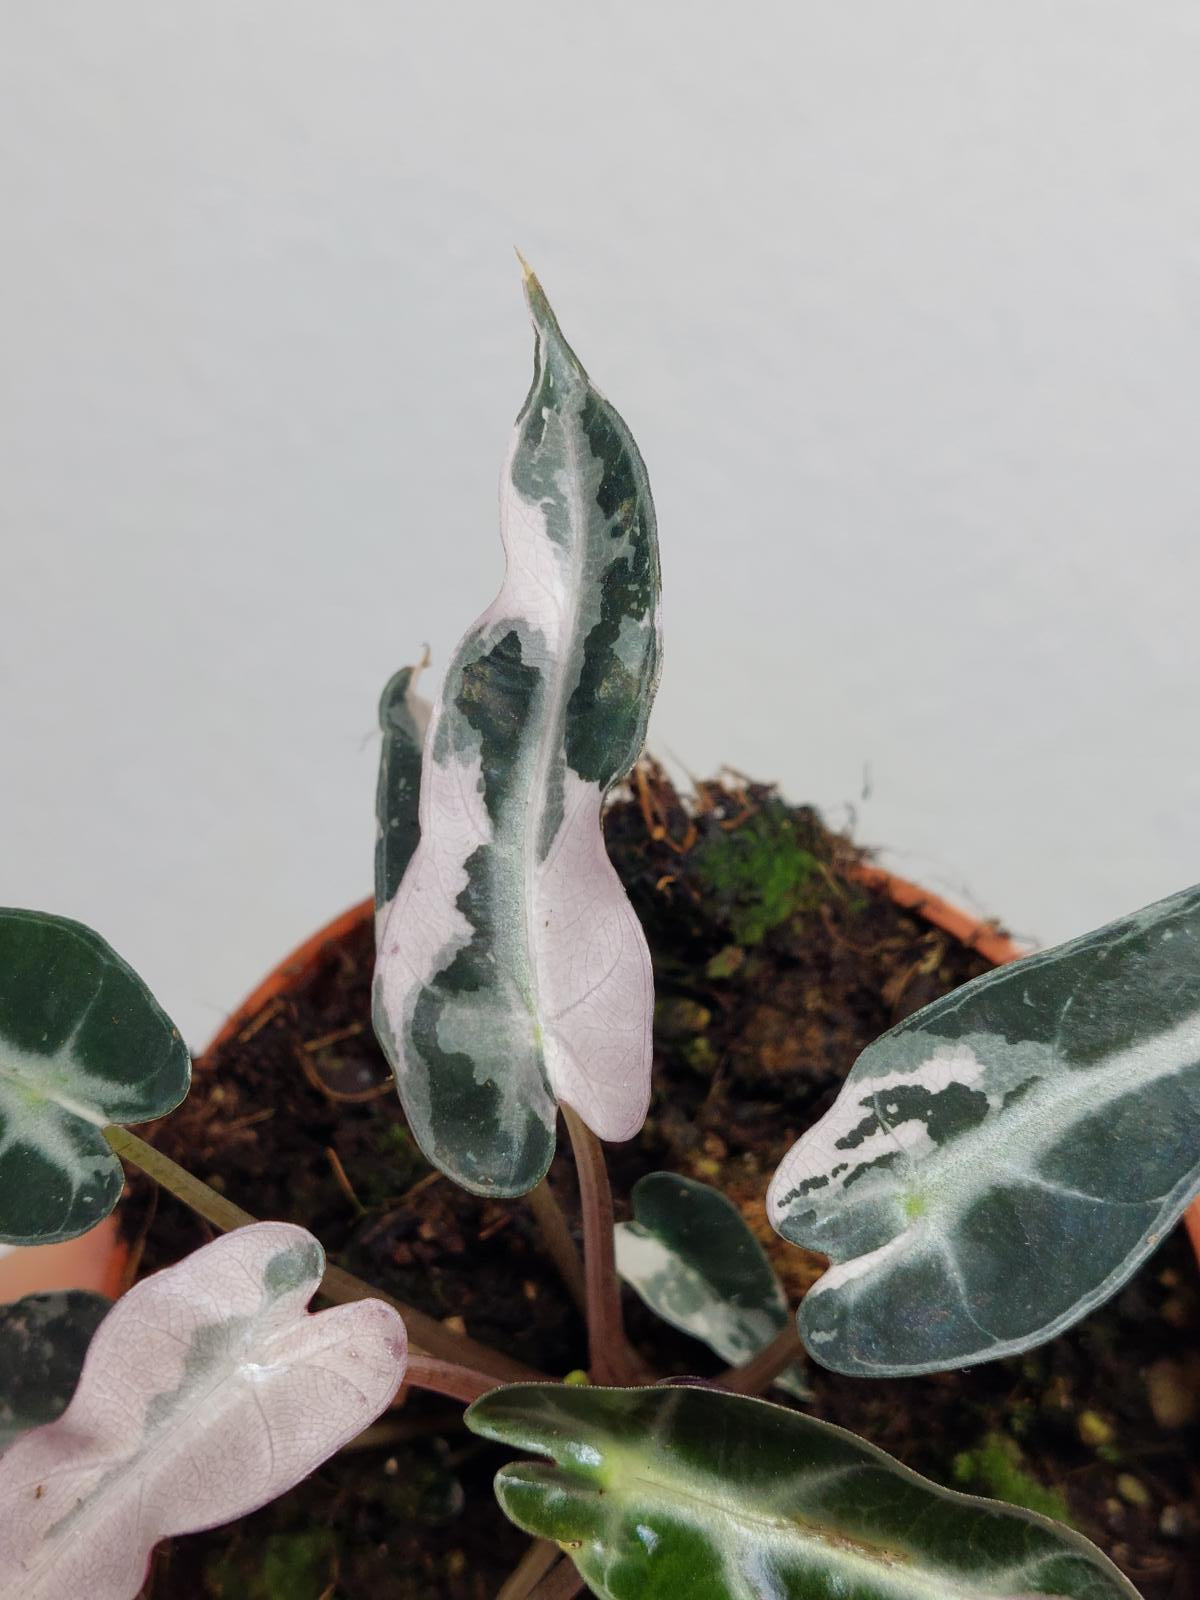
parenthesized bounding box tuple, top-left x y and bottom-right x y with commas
(615, 1173, 810, 1399)
(769, 884, 1200, 1376)
(0, 1222, 407, 1600)
(467, 1384, 1139, 1599)
(0, 1291, 109, 1452)
(374, 656, 431, 940)
(373, 270, 662, 1196)
(0, 909, 191, 1244)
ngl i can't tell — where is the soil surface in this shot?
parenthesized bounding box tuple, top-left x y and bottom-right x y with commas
(126, 766, 1199, 1600)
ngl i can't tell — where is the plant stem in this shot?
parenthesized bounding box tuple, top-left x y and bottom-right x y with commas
(717, 1320, 805, 1396)
(526, 1179, 587, 1317)
(403, 1350, 499, 1405)
(496, 1538, 562, 1600)
(318, 1262, 542, 1383)
(105, 1123, 258, 1232)
(339, 1411, 465, 1454)
(104, 1125, 544, 1385)
(560, 1104, 634, 1386)
(527, 1559, 584, 1599)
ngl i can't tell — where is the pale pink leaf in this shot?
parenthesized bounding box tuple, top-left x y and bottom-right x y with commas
(0, 1222, 407, 1600)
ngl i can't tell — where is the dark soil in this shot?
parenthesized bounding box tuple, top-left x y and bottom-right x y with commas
(126, 765, 1199, 1600)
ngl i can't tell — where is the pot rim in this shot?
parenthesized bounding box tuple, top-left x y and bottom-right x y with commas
(204, 867, 1025, 1061)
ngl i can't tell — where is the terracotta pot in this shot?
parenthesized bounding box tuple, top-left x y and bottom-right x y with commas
(16, 870, 1192, 1299)
(0, 1217, 127, 1304)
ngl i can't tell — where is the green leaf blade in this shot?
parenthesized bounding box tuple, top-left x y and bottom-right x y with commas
(0, 910, 191, 1244)
(768, 884, 1200, 1376)
(615, 1173, 809, 1399)
(374, 660, 430, 935)
(374, 275, 662, 1197)
(467, 1384, 1139, 1599)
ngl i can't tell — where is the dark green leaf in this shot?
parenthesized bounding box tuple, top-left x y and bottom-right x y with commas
(615, 1173, 809, 1399)
(0, 909, 191, 1243)
(374, 659, 429, 932)
(770, 884, 1200, 1375)
(467, 1384, 1139, 1599)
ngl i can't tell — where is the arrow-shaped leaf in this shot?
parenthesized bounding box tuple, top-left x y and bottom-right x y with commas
(374, 658, 431, 939)
(615, 1173, 809, 1399)
(467, 1384, 1138, 1599)
(0, 1222, 407, 1600)
(0, 1290, 110, 1452)
(0, 909, 191, 1244)
(374, 271, 662, 1196)
(769, 883, 1200, 1376)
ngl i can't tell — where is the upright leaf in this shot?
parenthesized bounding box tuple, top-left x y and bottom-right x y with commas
(467, 1384, 1139, 1599)
(769, 884, 1200, 1376)
(615, 1173, 809, 1399)
(0, 909, 191, 1244)
(374, 270, 662, 1196)
(374, 656, 431, 939)
(0, 1290, 109, 1451)
(0, 1222, 407, 1600)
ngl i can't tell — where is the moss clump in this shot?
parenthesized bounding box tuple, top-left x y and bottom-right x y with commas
(952, 1432, 1073, 1526)
(206, 1529, 336, 1600)
(357, 1121, 431, 1204)
(692, 801, 823, 945)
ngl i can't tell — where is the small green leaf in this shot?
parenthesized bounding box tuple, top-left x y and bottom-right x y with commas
(0, 1290, 109, 1451)
(0, 909, 191, 1244)
(466, 1384, 1140, 1599)
(769, 883, 1200, 1376)
(374, 658, 430, 936)
(615, 1173, 809, 1399)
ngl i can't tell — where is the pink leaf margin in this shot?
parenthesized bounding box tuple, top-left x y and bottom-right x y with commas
(0, 1222, 407, 1600)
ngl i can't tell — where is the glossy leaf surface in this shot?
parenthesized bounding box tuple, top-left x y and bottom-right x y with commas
(770, 884, 1200, 1375)
(374, 658, 431, 938)
(374, 271, 662, 1196)
(0, 1223, 407, 1600)
(467, 1384, 1139, 1600)
(615, 1173, 809, 1399)
(0, 909, 191, 1244)
(0, 1290, 109, 1451)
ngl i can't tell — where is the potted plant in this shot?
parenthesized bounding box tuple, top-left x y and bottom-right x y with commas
(1, 268, 1197, 1600)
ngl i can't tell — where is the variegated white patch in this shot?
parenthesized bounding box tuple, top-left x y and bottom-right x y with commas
(373, 272, 661, 1196)
(770, 883, 1200, 1375)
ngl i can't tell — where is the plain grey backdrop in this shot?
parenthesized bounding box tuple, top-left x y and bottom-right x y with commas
(3, 3, 1198, 1048)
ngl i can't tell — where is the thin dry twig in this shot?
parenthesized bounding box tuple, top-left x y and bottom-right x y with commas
(527, 1559, 585, 1600)
(293, 1044, 394, 1104)
(302, 1021, 365, 1052)
(325, 1145, 366, 1214)
(496, 1538, 562, 1600)
(236, 995, 285, 1043)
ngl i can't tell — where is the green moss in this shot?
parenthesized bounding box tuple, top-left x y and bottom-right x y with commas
(206, 1529, 336, 1600)
(358, 1121, 431, 1203)
(952, 1431, 1073, 1526)
(693, 803, 823, 945)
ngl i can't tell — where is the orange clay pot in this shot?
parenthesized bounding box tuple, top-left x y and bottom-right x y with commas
(11, 872, 1194, 1299)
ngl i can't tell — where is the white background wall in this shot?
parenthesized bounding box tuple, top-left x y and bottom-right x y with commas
(3, 3, 1198, 1049)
